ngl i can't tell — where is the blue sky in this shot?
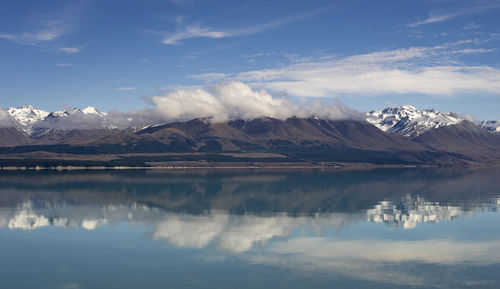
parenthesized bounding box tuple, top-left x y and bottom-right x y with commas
(1, 0, 500, 120)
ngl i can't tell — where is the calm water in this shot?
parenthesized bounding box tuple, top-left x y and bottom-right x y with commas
(1, 168, 499, 289)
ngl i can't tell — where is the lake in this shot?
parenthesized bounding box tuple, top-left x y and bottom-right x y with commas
(0, 168, 499, 289)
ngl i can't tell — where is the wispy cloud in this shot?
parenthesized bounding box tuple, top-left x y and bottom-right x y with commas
(190, 72, 229, 81)
(161, 8, 327, 45)
(192, 40, 500, 98)
(0, 3, 81, 50)
(115, 87, 137, 91)
(463, 21, 481, 30)
(241, 52, 275, 58)
(0, 18, 68, 46)
(58, 47, 81, 54)
(162, 24, 226, 45)
(407, 3, 500, 27)
(56, 63, 73, 67)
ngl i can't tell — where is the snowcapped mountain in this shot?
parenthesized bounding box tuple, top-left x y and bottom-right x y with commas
(43, 106, 106, 120)
(479, 120, 500, 133)
(366, 105, 465, 137)
(7, 105, 49, 133)
(3, 104, 499, 140)
(82, 106, 102, 115)
(7, 105, 113, 135)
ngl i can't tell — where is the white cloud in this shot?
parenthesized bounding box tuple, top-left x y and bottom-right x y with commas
(241, 52, 274, 58)
(163, 24, 228, 45)
(0, 16, 71, 46)
(58, 47, 81, 54)
(407, 13, 458, 28)
(0, 26, 65, 46)
(0, 108, 15, 128)
(151, 81, 304, 122)
(246, 65, 500, 98)
(161, 8, 325, 45)
(449, 48, 493, 54)
(190, 72, 229, 82)
(463, 21, 481, 30)
(115, 87, 137, 91)
(407, 4, 500, 27)
(56, 63, 73, 67)
(191, 42, 500, 98)
(0, 3, 81, 49)
(150, 81, 361, 123)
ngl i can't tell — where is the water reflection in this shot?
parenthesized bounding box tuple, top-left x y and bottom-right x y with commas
(368, 195, 500, 229)
(2, 194, 499, 233)
(1, 168, 500, 288)
(368, 195, 466, 229)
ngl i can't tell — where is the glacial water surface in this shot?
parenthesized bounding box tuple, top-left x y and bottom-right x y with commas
(0, 168, 499, 289)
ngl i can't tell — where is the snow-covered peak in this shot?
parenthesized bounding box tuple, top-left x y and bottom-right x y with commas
(4, 105, 116, 134)
(46, 108, 83, 118)
(7, 105, 49, 133)
(366, 105, 464, 137)
(47, 107, 105, 118)
(82, 106, 101, 115)
(400, 104, 417, 111)
(479, 120, 500, 133)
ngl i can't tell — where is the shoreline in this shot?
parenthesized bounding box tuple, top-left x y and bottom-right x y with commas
(0, 152, 492, 170)
(0, 163, 468, 171)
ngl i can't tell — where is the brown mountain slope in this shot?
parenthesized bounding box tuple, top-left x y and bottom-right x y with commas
(30, 128, 119, 145)
(413, 121, 500, 164)
(127, 118, 459, 165)
(134, 118, 425, 152)
(0, 128, 31, 146)
(1, 118, 497, 166)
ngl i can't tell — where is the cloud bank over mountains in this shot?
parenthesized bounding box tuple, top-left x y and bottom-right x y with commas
(151, 81, 361, 123)
(3, 82, 362, 132)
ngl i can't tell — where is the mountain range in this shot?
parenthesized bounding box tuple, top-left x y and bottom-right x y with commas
(0, 104, 499, 167)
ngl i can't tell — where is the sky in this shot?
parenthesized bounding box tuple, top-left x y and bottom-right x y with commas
(1, 0, 500, 120)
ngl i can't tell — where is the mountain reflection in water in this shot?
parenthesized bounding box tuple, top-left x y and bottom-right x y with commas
(2, 194, 499, 232)
(0, 168, 500, 289)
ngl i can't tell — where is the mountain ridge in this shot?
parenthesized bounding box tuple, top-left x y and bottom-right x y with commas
(4, 104, 498, 138)
(1, 105, 499, 167)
